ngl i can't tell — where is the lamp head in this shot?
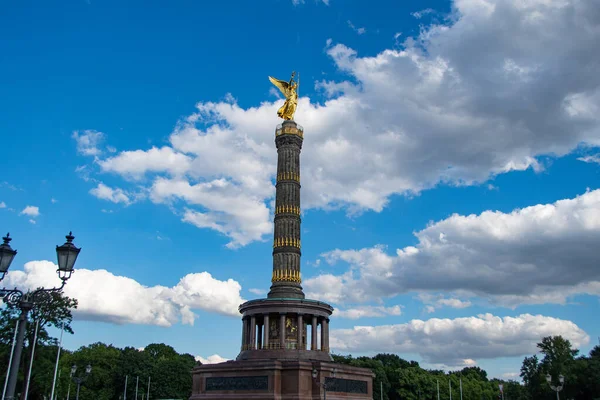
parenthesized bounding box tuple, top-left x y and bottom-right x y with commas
(85, 364, 92, 374)
(56, 232, 81, 281)
(312, 368, 318, 379)
(545, 374, 552, 383)
(71, 365, 77, 375)
(559, 375, 564, 384)
(332, 368, 337, 378)
(0, 233, 17, 281)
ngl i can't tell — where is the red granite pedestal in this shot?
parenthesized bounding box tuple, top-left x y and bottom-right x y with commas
(190, 359, 373, 400)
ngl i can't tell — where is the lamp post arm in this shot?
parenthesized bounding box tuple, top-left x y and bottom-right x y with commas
(0, 287, 24, 303)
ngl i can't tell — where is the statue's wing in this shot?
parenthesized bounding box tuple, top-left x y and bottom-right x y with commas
(269, 76, 290, 97)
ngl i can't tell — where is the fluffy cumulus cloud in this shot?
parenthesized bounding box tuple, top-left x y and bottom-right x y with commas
(3, 261, 245, 327)
(419, 293, 472, 314)
(99, 147, 193, 179)
(89, 183, 134, 205)
(334, 305, 402, 319)
(20, 205, 40, 217)
(75, 0, 600, 247)
(330, 313, 589, 366)
(72, 130, 105, 156)
(20, 206, 40, 223)
(305, 189, 600, 307)
(195, 354, 230, 364)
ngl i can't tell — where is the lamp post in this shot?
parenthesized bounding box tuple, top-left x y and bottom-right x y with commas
(312, 367, 336, 400)
(71, 364, 92, 400)
(545, 374, 565, 400)
(0, 232, 81, 400)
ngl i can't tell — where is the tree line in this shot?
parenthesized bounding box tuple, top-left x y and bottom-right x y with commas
(0, 293, 196, 400)
(332, 336, 600, 400)
(1, 292, 599, 399)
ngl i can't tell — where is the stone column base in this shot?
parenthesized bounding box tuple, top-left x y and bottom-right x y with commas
(190, 360, 374, 400)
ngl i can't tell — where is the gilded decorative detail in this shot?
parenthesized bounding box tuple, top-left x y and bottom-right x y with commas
(269, 72, 298, 121)
(271, 268, 301, 283)
(276, 171, 300, 182)
(275, 124, 304, 138)
(275, 205, 300, 215)
(273, 237, 301, 249)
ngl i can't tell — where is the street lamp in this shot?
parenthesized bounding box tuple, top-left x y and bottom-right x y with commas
(0, 233, 17, 281)
(545, 374, 565, 400)
(312, 367, 336, 400)
(70, 364, 92, 400)
(0, 232, 81, 400)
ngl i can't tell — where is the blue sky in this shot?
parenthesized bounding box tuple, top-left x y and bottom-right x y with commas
(2, 0, 600, 380)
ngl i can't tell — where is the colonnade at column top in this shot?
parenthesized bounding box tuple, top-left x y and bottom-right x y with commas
(240, 312, 329, 353)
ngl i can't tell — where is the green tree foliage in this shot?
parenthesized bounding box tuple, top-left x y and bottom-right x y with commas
(4, 320, 599, 400)
(519, 335, 600, 400)
(331, 353, 527, 400)
(0, 291, 78, 397)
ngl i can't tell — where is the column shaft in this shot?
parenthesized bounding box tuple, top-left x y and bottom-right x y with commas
(297, 314, 303, 350)
(311, 315, 317, 351)
(280, 314, 286, 349)
(250, 316, 256, 350)
(263, 314, 270, 349)
(320, 318, 325, 351)
(323, 318, 329, 352)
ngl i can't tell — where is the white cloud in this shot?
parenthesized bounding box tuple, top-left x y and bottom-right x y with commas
(3, 261, 245, 327)
(0, 202, 6, 208)
(20, 206, 40, 217)
(347, 20, 366, 35)
(502, 372, 520, 380)
(411, 8, 434, 19)
(72, 130, 105, 156)
(305, 189, 600, 307)
(151, 178, 272, 248)
(292, 0, 330, 5)
(89, 183, 133, 205)
(330, 313, 589, 365)
(51, 198, 58, 204)
(334, 305, 402, 319)
(418, 294, 472, 313)
(195, 354, 229, 364)
(99, 147, 193, 180)
(248, 288, 266, 295)
(28, 219, 36, 225)
(76, 0, 600, 247)
(578, 154, 600, 164)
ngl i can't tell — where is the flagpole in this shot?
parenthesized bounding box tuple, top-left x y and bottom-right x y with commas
(135, 376, 139, 399)
(24, 319, 40, 400)
(1, 320, 19, 400)
(50, 323, 65, 400)
(55, 368, 61, 400)
(459, 378, 463, 400)
(437, 379, 440, 400)
(124, 375, 128, 400)
(449, 379, 452, 400)
(147, 376, 151, 400)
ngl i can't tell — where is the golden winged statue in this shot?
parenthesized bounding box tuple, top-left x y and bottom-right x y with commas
(269, 71, 299, 120)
